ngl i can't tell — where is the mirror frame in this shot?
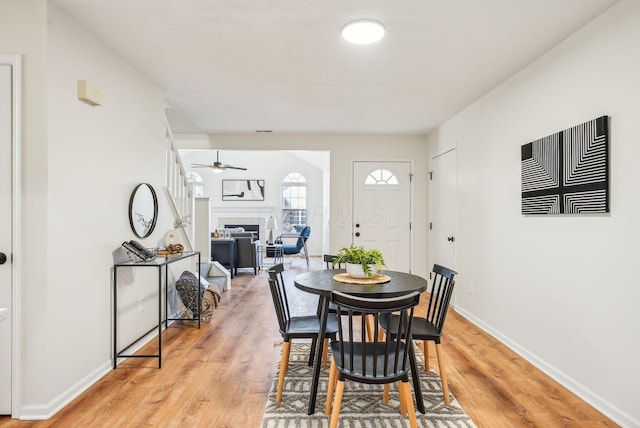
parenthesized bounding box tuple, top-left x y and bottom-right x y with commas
(128, 183, 158, 238)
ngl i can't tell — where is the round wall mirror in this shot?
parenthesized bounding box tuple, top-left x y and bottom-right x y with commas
(128, 183, 158, 238)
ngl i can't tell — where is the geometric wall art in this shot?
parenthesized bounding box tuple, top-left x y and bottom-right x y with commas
(521, 116, 609, 214)
(222, 179, 266, 201)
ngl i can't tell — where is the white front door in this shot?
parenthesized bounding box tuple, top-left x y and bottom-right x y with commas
(0, 63, 13, 414)
(429, 149, 457, 303)
(353, 161, 412, 273)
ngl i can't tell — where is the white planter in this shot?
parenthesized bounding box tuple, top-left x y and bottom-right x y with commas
(346, 262, 378, 278)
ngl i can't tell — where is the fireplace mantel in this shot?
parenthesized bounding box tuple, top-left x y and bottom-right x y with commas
(212, 206, 275, 214)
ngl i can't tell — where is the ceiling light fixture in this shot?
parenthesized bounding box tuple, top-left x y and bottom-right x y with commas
(341, 19, 385, 45)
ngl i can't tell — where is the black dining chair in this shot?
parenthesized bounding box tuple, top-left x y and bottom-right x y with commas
(323, 254, 375, 341)
(267, 263, 339, 404)
(323, 254, 343, 269)
(325, 290, 421, 428)
(379, 263, 457, 406)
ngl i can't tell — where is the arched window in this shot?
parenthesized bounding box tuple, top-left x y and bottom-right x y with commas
(186, 171, 204, 197)
(365, 168, 398, 185)
(282, 172, 307, 231)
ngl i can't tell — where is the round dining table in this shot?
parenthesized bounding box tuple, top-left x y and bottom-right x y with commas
(294, 269, 429, 415)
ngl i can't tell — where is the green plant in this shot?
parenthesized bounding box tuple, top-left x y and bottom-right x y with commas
(333, 245, 385, 278)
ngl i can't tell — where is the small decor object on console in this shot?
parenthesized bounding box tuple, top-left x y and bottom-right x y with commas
(521, 116, 609, 215)
(121, 240, 156, 262)
(333, 245, 385, 279)
(167, 243, 184, 254)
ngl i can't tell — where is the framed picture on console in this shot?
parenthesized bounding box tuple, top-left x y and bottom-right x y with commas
(222, 179, 265, 201)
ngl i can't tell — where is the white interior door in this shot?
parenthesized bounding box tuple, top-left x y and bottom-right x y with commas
(353, 161, 412, 273)
(0, 63, 13, 414)
(430, 150, 457, 303)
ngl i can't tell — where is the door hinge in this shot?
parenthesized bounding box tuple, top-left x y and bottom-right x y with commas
(429, 222, 433, 230)
(409, 222, 412, 230)
(429, 171, 433, 180)
(409, 173, 413, 183)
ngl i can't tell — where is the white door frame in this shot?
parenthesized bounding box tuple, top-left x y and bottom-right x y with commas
(429, 147, 457, 304)
(1, 54, 22, 418)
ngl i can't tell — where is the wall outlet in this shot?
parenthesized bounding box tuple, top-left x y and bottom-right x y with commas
(139, 298, 145, 313)
(468, 282, 474, 295)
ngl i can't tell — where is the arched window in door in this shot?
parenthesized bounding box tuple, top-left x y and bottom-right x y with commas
(365, 168, 398, 185)
(186, 171, 204, 197)
(282, 172, 307, 231)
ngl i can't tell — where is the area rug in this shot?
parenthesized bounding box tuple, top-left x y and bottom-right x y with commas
(261, 342, 476, 427)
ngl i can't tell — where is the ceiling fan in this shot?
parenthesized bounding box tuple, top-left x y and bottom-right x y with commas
(191, 151, 247, 173)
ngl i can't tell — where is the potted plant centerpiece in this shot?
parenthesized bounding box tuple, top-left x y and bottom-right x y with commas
(333, 245, 385, 279)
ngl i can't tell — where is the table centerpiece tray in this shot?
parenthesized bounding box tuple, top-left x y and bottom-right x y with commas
(333, 272, 391, 285)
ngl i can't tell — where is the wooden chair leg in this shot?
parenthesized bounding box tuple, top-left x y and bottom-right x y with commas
(365, 314, 374, 342)
(322, 338, 329, 367)
(329, 380, 345, 428)
(400, 381, 418, 428)
(383, 384, 390, 403)
(325, 360, 338, 415)
(435, 343, 451, 406)
(276, 341, 291, 404)
(398, 382, 406, 415)
(423, 340, 430, 371)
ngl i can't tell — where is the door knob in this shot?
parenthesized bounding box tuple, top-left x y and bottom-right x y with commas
(355, 232, 360, 237)
(447, 236, 455, 242)
(0, 253, 6, 265)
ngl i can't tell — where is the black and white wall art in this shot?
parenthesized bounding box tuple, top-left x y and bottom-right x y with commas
(521, 116, 609, 215)
(222, 179, 265, 201)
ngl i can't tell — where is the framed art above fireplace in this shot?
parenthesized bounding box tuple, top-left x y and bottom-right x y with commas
(222, 179, 265, 201)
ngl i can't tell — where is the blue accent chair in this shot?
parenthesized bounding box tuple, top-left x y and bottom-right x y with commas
(276, 226, 310, 266)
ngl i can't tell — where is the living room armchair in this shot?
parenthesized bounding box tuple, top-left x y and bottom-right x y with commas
(276, 226, 310, 267)
(230, 232, 258, 275)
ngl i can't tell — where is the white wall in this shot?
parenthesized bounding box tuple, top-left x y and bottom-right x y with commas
(180, 149, 326, 255)
(426, 1, 640, 425)
(175, 133, 431, 278)
(0, 1, 185, 418)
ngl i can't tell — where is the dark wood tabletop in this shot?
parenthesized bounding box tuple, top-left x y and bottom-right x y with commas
(294, 268, 429, 298)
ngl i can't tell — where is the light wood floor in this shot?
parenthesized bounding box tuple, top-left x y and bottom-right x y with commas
(0, 257, 618, 427)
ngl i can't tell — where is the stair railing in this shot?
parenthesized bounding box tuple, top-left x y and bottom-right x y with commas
(164, 121, 194, 251)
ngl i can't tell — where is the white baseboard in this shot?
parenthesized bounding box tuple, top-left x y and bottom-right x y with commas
(19, 360, 112, 420)
(17, 325, 170, 420)
(455, 305, 637, 428)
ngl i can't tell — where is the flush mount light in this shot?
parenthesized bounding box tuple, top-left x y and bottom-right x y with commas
(341, 19, 385, 45)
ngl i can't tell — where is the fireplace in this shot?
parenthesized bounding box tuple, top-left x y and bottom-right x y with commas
(225, 223, 260, 241)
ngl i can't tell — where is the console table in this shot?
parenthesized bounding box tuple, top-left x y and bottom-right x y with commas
(112, 251, 201, 369)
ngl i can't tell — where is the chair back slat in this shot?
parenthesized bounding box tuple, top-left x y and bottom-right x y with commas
(425, 264, 457, 334)
(268, 264, 290, 333)
(332, 291, 420, 382)
(323, 254, 344, 269)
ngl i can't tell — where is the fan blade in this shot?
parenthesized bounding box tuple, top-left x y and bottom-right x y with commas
(223, 165, 248, 171)
(191, 163, 213, 168)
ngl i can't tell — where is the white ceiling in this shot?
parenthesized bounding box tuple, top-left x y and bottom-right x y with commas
(52, 0, 617, 135)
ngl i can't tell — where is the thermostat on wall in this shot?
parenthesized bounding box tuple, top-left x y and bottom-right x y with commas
(77, 80, 103, 106)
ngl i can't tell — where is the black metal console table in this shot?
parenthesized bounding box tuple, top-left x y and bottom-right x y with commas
(112, 251, 201, 369)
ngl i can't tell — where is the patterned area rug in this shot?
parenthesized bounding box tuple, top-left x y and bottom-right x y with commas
(261, 342, 476, 427)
